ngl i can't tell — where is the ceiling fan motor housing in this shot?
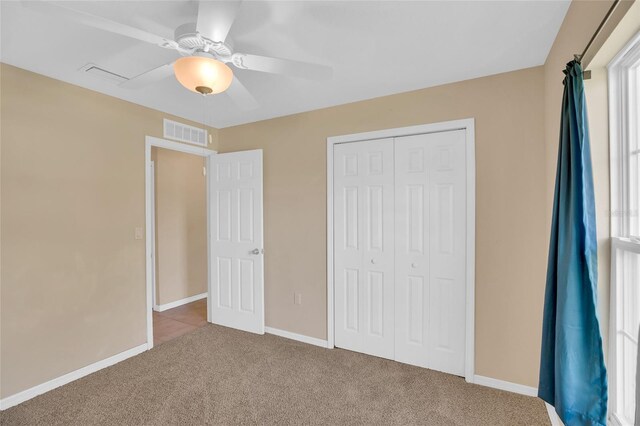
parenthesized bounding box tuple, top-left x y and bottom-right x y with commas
(174, 22, 233, 57)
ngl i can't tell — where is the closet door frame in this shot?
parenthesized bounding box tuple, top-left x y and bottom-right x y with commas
(326, 118, 476, 383)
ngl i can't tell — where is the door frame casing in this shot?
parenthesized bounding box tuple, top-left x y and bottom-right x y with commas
(145, 136, 216, 349)
(150, 160, 158, 312)
(326, 118, 476, 382)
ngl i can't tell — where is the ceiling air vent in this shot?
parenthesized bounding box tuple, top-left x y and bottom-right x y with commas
(163, 119, 207, 147)
(79, 63, 128, 84)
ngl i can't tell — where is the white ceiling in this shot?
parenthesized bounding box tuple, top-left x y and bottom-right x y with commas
(1, 1, 570, 128)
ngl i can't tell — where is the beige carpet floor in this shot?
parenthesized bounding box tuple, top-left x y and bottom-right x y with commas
(1, 324, 549, 425)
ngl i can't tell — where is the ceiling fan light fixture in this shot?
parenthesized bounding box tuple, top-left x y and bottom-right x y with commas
(173, 56, 233, 95)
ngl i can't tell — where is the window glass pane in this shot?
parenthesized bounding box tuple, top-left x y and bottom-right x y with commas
(622, 250, 639, 334)
(634, 64, 640, 154)
(611, 37, 640, 426)
(617, 248, 640, 425)
(632, 152, 639, 237)
(630, 66, 640, 237)
(623, 336, 637, 424)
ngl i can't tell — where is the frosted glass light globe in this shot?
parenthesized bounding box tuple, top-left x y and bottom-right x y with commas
(174, 56, 233, 95)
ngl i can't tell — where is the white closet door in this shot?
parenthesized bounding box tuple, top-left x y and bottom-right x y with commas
(334, 139, 395, 359)
(394, 131, 466, 376)
(210, 149, 264, 334)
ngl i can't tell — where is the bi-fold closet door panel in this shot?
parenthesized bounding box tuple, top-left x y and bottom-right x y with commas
(334, 138, 395, 359)
(333, 130, 467, 377)
(394, 131, 466, 376)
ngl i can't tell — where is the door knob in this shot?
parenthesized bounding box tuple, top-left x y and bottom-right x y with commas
(371, 258, 376, 264)
(251, 248, 260, 255)
(411, 263, 417, 269)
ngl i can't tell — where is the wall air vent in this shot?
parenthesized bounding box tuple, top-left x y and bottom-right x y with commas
(163, 118, 207, 147)
(78, 63, 128, 84)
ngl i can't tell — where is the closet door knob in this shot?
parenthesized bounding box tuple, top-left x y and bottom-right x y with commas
(371, 258, 376, 264)
(411, 263, 417, 269)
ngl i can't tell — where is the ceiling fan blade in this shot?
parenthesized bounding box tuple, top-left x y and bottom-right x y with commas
(23, 1, 172, 47)
(196, 1, 241, 43)
(119, 61, 176, 89)
(226, 76, 259, 110)
(231, 54, 332, 80)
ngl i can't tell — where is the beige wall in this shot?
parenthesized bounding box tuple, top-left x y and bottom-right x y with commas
(220, 66, 548, 387)
(586, 0, 639, 360)
(217, 1, 636, 387)
(543, 0, 637, 360)
(585, 68, 613, 352)
(153, 147, 207, 305)
(544, 0, 625, 222)
(0, 63, 217, 398)
(1, 0, 635, 400)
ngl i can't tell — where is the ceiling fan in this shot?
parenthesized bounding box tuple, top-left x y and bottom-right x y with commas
(24, 1, 333, 109)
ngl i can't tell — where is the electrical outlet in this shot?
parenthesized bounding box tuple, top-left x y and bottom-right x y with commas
(135, 227, 143, 240)
(294, 292, 302, 305)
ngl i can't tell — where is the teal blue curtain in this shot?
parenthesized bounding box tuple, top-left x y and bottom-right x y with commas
(538, 60, 607, 426)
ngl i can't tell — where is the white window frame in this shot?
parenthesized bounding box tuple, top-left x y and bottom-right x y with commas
(609, 31, 640, 240)
(610, 239, 640, 426)
(608, 30, 640, 426)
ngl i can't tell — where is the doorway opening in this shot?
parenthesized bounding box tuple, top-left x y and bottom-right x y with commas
(145, 136, 216, 348)
(151, 146, 209, 345)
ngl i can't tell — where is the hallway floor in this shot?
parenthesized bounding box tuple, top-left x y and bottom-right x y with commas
(153, 298, 207, 345)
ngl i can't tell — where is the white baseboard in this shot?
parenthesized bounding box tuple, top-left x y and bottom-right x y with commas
(473, 375, 562, 424)
(545, 403, 563, 426)
(265, 327, 329, 348)
(473, 375, 538, 397)
(0, 343, 148, 411)
(155, 292, 207, 312)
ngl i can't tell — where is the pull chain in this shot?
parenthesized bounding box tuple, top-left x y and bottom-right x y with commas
(201, 93, 207, 177)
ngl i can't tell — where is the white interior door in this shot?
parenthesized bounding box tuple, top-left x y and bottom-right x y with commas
(334, 139, 395, 359)
(394, 131, 467, 376)
(210, 149, 264, 334)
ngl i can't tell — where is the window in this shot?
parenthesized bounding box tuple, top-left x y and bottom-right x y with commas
(608, 31, 640, 426)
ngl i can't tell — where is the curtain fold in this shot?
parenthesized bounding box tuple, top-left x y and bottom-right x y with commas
(538, 60, 607, 426)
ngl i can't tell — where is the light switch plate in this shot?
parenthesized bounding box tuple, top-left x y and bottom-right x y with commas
(135, 227, 143, 240)
(294, 292, 302, 305)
